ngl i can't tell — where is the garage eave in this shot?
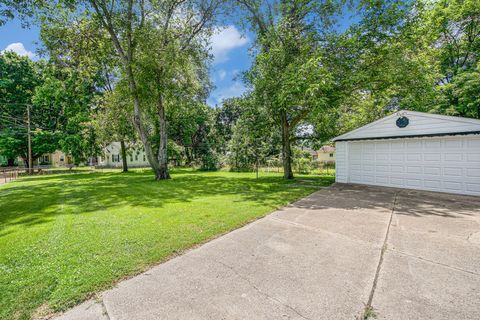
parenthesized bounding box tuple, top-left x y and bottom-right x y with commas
(333, 130, 480, 142)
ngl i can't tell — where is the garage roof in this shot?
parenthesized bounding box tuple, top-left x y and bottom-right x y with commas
(333, 110, 480, 142)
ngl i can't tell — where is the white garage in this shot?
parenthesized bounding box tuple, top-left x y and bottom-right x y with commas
(333, 110, 480, 196)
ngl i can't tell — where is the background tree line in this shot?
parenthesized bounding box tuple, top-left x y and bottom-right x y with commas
(0, 0, 479, 179)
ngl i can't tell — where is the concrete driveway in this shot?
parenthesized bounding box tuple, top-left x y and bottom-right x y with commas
(56, 184, 480, 320)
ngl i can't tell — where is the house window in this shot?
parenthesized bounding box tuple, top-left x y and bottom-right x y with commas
(130, 155, 133, 162)
(143, 155, 146, 161)
(60, 155, 64, 162)
(135, 154, 138, 161)
(112, 154, 120, 162)
(329, 153, 334, 157)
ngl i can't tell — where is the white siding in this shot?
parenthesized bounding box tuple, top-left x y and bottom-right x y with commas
(338, 135, 480, 196)
(334, 111, 480, 141)
(98, 142, 150, 167)
(335, 141, 348, 183)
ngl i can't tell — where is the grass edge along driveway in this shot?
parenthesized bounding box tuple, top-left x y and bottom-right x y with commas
(0, 169, 334, 320)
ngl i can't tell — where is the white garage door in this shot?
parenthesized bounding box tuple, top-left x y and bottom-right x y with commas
(346, 135, 480, 196)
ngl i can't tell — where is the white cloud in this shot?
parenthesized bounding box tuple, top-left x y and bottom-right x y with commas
(210, 26, 248, 64)
(210, 81, 247, 106)
(2, 42, 36, 59)
(218, 69, 227, 80)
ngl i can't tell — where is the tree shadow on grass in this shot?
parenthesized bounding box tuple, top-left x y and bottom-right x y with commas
(0, 170, 334, 234)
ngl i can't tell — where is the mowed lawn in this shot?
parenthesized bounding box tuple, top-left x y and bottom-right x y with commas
(0, 169, 334, 320)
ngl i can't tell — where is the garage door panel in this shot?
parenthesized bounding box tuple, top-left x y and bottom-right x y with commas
(350, 175, 363, 183)
(375, 153, 389, 161)
(424, 153, 441, 161)
(345, 136, 480, 196)
(424, 180, 442, 189)
(467, 139, 480, 148)
(406, 153, 422, 161)
(424, 166, 441, 175)
(363, 153, 375, 161)
(362, 175, 375, 183)
(350, 163, 361, 171)
(390, 177, 405, 186)
(406, 140, 422, 149)
(406, 179, 422, 187)
(425, 140, 441, 148)
(445, 139, 463, 148)
(390, 153, 404, 161)
(466, 153, 480, 162)
(375, 176, 389, 184)
(444, 181, 463, 191)
(466, 168, 480, 177)
(375, 165, 389, 172)
(363, 164, 374, 171)
(406, 166, 422, 174)
(444, 167, 463, 177)
(390, 165, 404, 173)
(445, 153, 462, 161)
(375, 142, 390, 150)
(466, 183, 480, 193)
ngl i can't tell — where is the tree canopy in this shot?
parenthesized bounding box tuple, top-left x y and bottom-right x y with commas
(1, 0, 479, 177)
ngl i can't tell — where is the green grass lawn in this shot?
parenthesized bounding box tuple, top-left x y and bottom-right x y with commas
(0, 169, 334, 320)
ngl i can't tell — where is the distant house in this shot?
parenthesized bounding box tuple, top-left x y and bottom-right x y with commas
(50, 151, 73, 166)
(315, 145, 336, 163)
(27, 151, 72, 167)
(97, 142, 150, 168)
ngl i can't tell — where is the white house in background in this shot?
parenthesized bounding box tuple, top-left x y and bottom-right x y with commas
(333, 110, 480, 196)
(315, 145, 336, 163)
(98, 142, 150, 167)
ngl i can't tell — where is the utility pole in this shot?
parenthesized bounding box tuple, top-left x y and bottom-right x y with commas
(27, 104, 32, 174)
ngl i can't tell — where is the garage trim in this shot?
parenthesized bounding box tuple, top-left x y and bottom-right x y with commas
(334, 130, 480, 142)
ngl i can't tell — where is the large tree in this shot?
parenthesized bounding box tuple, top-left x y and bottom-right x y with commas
(423, 0, 480, 118)
(0, 51, 62, 167)
(240, 0, 345, 179)
(40, 0, 222, 179)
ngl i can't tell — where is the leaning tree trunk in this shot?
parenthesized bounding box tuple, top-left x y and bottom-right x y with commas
(124, 66, 166, 180)
(92, 2, 165, 181)
(120, 140, 128, 172)
(131, 100, 163, 179)
(280, 111, 294, 179)
(156, 95, 170, 180)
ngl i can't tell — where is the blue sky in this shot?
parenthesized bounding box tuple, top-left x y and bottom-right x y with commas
(1, 7, 357, 107)
(0, 20, 252, 107)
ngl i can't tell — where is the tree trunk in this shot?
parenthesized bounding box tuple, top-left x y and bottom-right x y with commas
(126, 68, 164, 180)
(131, 97, 162, 179)
(120, 140, 128, 172)
(185, 146, 192, 166)
(280, 111, 294, 179)
(156, 95, 170, 180)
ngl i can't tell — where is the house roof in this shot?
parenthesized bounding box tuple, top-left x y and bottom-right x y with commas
(318, 145, 335, 153)
(333, 110, 480, 142)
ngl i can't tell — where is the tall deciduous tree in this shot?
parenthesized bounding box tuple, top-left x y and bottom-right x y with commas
(423, 0, 480, 118)
(240, 0, 340, 179)
(42, 0, 222, 179)
(0, 51, 62, 167)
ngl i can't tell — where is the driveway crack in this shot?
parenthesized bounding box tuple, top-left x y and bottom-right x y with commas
(215, 260, 312, 320)
(361, 192, 399, 318)
(388, 248, 480, 276)
(97, 296, 111, 320)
